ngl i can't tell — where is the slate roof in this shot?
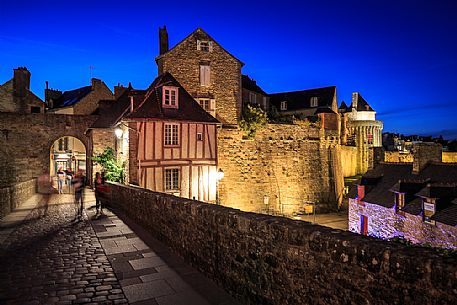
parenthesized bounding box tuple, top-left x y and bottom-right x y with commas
(354, 93, 374, 112)
(339, 101, 349, 112)
(125, 73, 219, 124)
(353, 162, 457, 226)
(242, 75, 267, 95)
(51, 86, 92, 108)
(269, 86, 336, 114)
(90, 88, 146, 129)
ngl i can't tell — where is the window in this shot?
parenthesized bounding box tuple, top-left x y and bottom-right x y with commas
(367, 133, 373, 145)
(395, 192, 405, 214)
(249, 92, 257, 104)
(31, 106, 41, 113)
(423, 199, 436, 225)
(164, 124, 179, 146)
(360, 215, 368, 236)
(162, 86, 179, 108)
(165, 168, 180, 191)
(197, 40, 212, 52)
(58, 137, 69, 151)
(310, 97, 318, 107)
(199, 99, 210, 111)
(197, 132, 203, 141)
(262, 96, 267, 110)
(200, 65, 210, 86)
(280, 101, 287, 111)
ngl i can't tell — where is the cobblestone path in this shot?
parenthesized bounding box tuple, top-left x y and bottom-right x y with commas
(0, 195, 128, 305)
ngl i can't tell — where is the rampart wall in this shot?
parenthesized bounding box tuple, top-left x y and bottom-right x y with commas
(0, 179, 35, 218)
(104, 183, 457, 305)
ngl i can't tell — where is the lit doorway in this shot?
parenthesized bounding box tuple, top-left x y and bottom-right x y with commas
(50, 136, 86, 192)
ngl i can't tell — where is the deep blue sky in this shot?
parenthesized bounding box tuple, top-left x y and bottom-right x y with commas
(1, 0, 457, 139)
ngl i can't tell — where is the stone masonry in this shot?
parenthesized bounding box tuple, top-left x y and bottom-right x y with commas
(218, 123, 344, 214)
(104, 182, 457, 305)
(0, 113, 97, 186)
(156, 28, 243, 125)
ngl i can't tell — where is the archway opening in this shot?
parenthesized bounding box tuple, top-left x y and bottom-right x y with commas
(50, 136, 86, 192)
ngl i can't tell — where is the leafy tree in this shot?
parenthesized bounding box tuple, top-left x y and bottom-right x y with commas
(91, 147, 125, 183)
(238, 104, 268, 139)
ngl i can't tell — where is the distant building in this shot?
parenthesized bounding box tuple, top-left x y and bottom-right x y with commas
(0, 67, 45, 114)
(340, 92, 383, 173)
(241, 75, 269, 111)
(46, 78, 113, 115)
(349, 143, 457, 249)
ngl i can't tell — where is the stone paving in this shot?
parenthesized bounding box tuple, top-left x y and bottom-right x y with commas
(0, 190, 242, 305)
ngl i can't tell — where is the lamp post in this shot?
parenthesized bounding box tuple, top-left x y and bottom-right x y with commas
(216, 168, 224, 205)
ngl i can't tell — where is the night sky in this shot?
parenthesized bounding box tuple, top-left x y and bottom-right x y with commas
(1, 0, 456, 139)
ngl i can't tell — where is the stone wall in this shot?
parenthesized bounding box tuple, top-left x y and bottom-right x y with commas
(0, 113, 97, 186)
(442, 152, 457, 163)
(340, 146, 358, 177)
(104, 183, 457, 305)
(0, 179, 36, 219)
(217, 124, 343, 214)
(384, 151, 457, 164)
(73, 79, 114, 115)
(349, 199, 457, 249)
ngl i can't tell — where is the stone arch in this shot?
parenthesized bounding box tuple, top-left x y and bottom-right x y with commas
(49, 136, 87, 177)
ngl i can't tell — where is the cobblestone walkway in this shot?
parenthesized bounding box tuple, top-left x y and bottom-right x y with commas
(0, 191, 241, 305)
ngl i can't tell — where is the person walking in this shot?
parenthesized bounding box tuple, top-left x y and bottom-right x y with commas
(94, 172, 103, 215)
(73, 170, 86, 220)
(56, 167, 65, 194)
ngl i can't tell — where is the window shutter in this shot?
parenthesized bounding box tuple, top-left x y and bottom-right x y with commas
(210, 99, 216, 117)
(208, 41, 213, 52)
(197, 40, 201, 51)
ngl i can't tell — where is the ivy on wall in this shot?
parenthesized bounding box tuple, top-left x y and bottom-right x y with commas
(238, 104, 268, 139)
(91, 147, 125, 183)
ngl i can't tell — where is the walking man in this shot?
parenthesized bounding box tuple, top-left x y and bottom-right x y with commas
(73, 170, 86, 220)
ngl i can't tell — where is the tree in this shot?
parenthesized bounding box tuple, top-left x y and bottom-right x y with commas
(91, 147, 125, 183)
(238, 104, 268, 138)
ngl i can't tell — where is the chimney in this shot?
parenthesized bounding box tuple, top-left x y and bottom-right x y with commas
(412, 142, 442, 174)
(114, 83, 126, 99)
(91, 78, 102, 89)
(351, 92, 358, 109)
(159, 26, 169, 55)
(13, 67, 31, 98)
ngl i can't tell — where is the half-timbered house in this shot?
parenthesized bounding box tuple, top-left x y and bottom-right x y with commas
(124, 72, 220, 202)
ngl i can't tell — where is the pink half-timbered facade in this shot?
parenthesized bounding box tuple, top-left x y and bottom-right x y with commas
(125, 73, 220, 202)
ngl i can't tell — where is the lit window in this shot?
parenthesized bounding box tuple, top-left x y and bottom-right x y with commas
(197, 40, 212, 52)
(200, 65, 210, 86)
(165, 168, 180, 191)
(423, 199, 436, 225)
(164, 123, 179, 146)
(367, 133, 373, 145)
(280, 101, 287, 111)
(162, 86, 179, 108)
(197, 132, 203, 141)
(310, 97, 318, 107)
(249, 92, 257, 104)
(395, 192, 405, 214)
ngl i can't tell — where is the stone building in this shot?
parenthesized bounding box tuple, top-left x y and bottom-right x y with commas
(340, 92, 383, 174)
(349, 143, 457, 248)
(241, 75, 269, 111)
(0, 67, 45, 114)
(46, 78, 113, 115)
(155, 26, 243, 125)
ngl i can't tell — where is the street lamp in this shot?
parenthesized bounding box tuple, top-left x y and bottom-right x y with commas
(216, 168, 224, 205)
(114, 127, 123, 139)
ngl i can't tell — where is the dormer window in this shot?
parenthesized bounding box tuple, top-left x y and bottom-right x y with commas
(197, 40, 213, 52)
(162, 86, 179, 108)
(310, 97, 318, 107)
(423, 198, 436, 225)
(280, 101, 287, 111)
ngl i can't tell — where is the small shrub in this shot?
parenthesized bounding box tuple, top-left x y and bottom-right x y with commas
(239, 104, 268, 138)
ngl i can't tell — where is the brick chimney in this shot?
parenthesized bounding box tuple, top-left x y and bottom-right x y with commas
(91, 78, 102, 90)
(159, 26, 169, 55)
(351, 92, 359, 109)
(13, 67, 31, 98)
(412, 143, 442, 174)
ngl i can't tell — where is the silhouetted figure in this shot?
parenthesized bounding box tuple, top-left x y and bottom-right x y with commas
(56, 167, 65, 194)
(37, 170, 52, 217)
(94, 172, 104, 215)
(73, 171, 86, 220)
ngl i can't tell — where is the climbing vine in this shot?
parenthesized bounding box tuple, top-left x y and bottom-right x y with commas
(238, 104, 268, 139)
(91, 147, 125, 183)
